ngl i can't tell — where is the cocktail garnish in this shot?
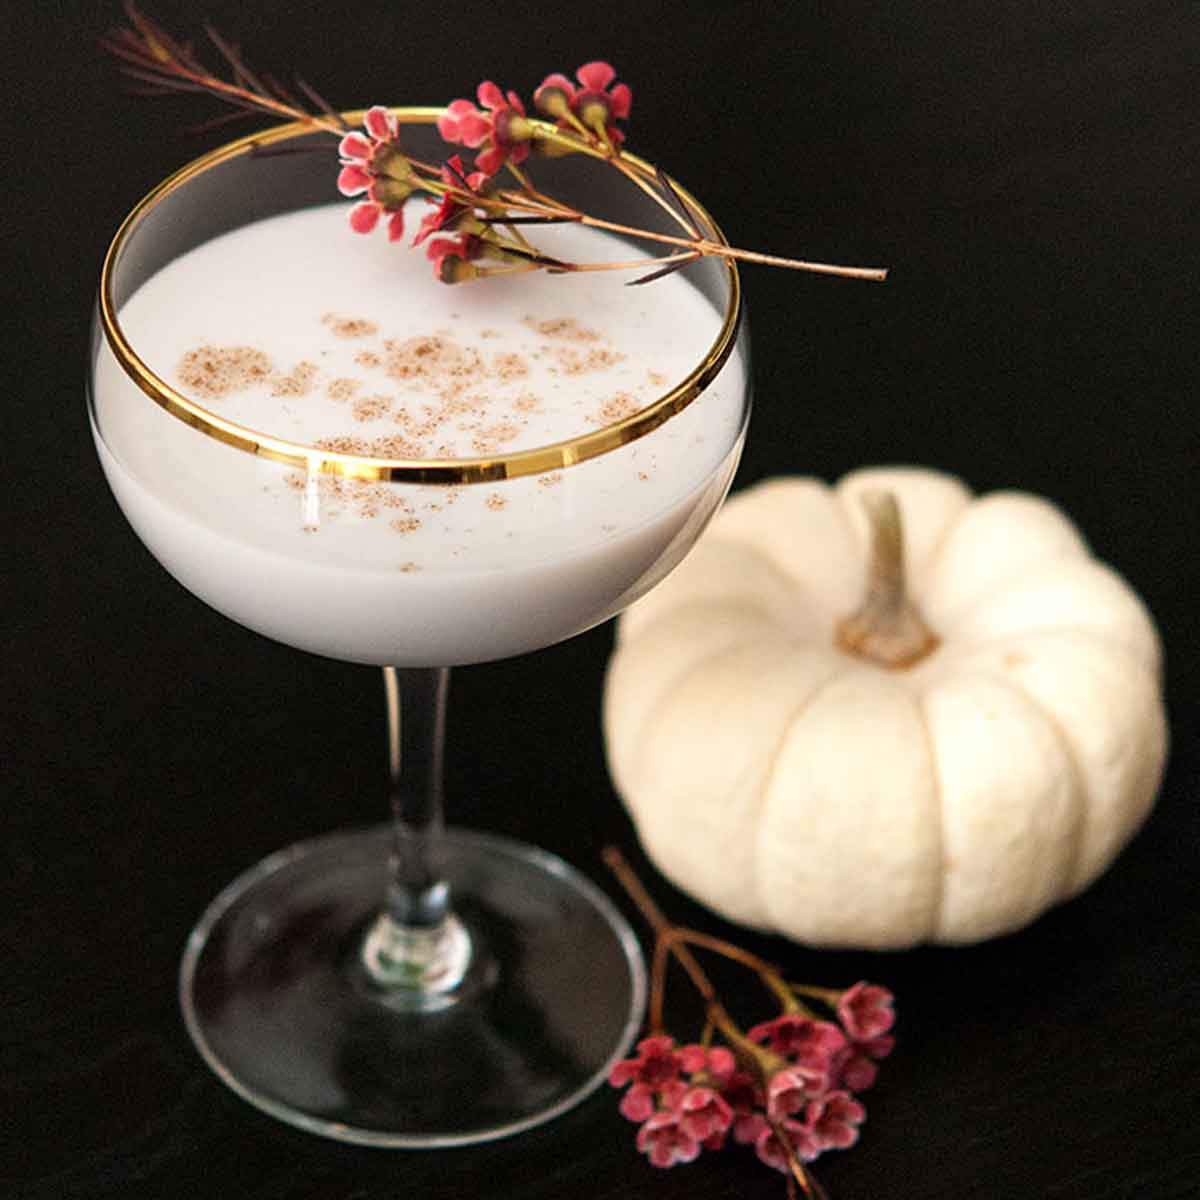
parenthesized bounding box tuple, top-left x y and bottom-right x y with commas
(102, 3, 888, 286)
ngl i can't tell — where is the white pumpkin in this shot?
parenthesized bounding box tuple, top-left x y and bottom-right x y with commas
(604, 467, 1167, 948)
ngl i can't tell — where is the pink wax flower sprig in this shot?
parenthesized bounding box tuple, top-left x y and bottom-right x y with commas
(103, 4, 888, 288)
(438, 82, 535, 178)
(604, 847, 895, 1200)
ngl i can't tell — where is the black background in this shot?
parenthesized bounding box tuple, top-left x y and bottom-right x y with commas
(5, 2, 1199, 1197)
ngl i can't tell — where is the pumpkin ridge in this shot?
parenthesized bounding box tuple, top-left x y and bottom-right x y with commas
(936, 621, 1158, 673)
(958, 666, 1089, 918)
(949, 629, 1166, 899)
(935, 558, 1161, 672)
(623, 642, 843, 930)
(617, 537, 807, 646)
(618, 613, 779, 792)
(754, 665, 871, 931)
(609, 604, 777, 792)
(913, 690, 947, 942)
(926, 549, 1086, 626)
(708, 483, 861, 617)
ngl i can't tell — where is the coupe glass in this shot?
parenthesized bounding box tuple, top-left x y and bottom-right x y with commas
(88, 110, 749, 1146)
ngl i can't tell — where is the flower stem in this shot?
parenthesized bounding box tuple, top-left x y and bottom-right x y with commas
(773, 1121, 830, 1200)
(602, 854, 762, 1062)
(787, 983, 844, 1008)
(561, 250, 698, 273)
(492, 192, 887, 281)
(649, 932, 671, 1034)
(604, 847, 717, 1004)
(606, 154, 700, 236)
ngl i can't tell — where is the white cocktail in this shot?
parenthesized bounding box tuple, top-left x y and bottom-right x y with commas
(94, 201, 746, 665)
(89, 112, 749, 1146)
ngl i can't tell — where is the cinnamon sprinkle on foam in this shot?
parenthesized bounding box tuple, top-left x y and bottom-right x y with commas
(523, 316, 601, 342)
(270, 361, 318, 397)
(591, 392, 640, 425)
(177, 345, 272, 399)
(352, 394, 392, 422)
(322, 313, 379, 339)
(327, 377, 360, 402)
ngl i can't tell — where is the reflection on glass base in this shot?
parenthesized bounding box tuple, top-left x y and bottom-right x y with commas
(179, 826, 647, 1147)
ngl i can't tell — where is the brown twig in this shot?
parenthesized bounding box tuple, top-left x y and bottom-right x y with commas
(603, 847, 715, 1002)
(491, 188, 887, 281)
(101, 1, 343, 135)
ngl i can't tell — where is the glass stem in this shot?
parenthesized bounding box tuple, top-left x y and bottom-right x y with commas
(360, 666, 471, 996)
(383, 666, 450, 927)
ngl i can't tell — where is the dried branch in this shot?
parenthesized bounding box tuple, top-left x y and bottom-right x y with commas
(101, 1, 342, 135)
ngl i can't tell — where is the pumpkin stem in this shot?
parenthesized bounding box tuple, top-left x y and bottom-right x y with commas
(834, 489, 941, 669)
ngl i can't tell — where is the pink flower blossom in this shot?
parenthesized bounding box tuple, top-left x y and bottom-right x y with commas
(831, 1047, 878, 1092)
(831, 1033, 895, 1092)
(753, 1093, 864, 1173)
(706, 1046, 737, 1079)
(733, 1109, 769, 1146)
(618, 1082, 656, 1122)
(438, 81, 532, 177)
(337, 105, 412, 242)
(717, 1068, 766, 1144)
(412, 156, 487, 246)
(863, 1033, 895, 1059)
(616, 1078, 687, 1125)
(610, 1035, 687, 1090)
(425, 233, 483, 283)
(636, 1109, 702, 1168)
(363, 105, 399, 142)
(437, 98, 492, 148)
(807, 1091, 866, 1151)
(754, 1119, 822, 1171)
(675, 1043, 736, 1085)
(534, 61, 632, 144)
(838, 982, 896, 1041)
(676, 1085, 734, 1144)
(766, 1064, 826, 1121)
(612, 1036, 744, 1148)
(749, 1014, 847, 1091)
(828, 986, 895, 1093)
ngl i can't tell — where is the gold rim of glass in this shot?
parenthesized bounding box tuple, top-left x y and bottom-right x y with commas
(98, 108, 742, 484)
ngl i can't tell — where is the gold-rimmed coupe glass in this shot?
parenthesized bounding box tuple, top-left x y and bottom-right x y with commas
(88, 110, 749, 1146)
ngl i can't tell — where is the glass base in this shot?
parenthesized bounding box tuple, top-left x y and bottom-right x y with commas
(179, 826, 647, 1146)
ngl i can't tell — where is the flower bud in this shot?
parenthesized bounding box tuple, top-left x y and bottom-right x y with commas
(531, 134, 578, 159)
(437, 254, 478, 284)
(372, 144, 412, 182)
(370, 177, 414, 208)
(495, 110, 533, 146)
(578, 95, 611, 134)
(533, 85, 571, 119)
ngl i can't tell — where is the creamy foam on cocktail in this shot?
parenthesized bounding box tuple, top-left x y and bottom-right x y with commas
(92, 201, 746, 665)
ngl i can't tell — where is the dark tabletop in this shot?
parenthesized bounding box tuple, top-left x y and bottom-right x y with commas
(5, 2, 1199, 1198)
